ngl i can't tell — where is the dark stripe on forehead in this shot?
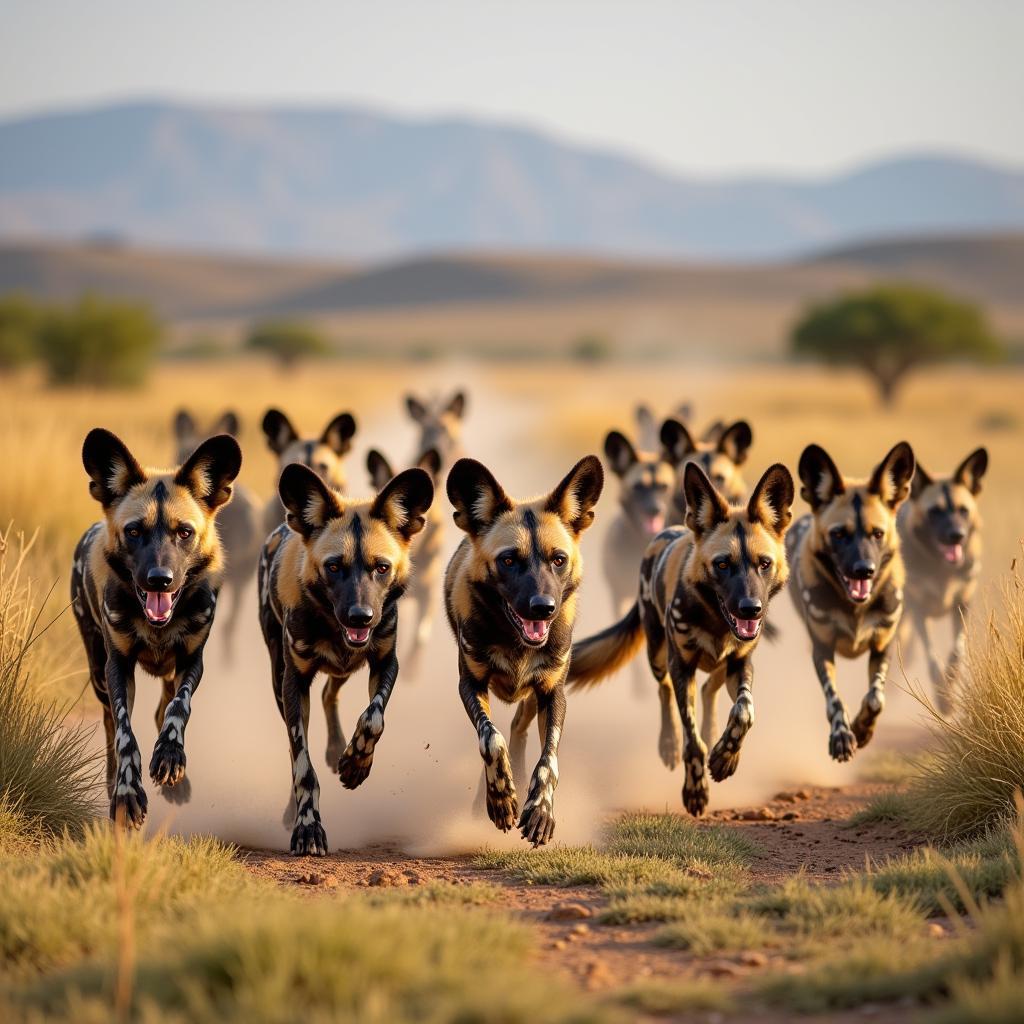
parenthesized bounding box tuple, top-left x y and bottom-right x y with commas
(521, 508, 543, 563)
(851, 492, 865, 536)
(304, 441, 315, 466)
(350, 513, 364, 564)
(734, 521, 752, 571)
(701, 452, 713, 474)
(941, 483, 954, 511)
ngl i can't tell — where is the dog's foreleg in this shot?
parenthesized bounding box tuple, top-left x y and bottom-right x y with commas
(913, 609, 948, 712)
(459, 667, 517, 832)
(282, 657, 325, 856)
(668, 641, 706, 816)
(708, 655, 754, 781)
(942, 602, 970, 713)
(105, 648, 147, 828)
(813, 641, 855, 761)
(149, 646, 205, 790)
(852, 643, 891, 747)
(519, 678, 565, 846)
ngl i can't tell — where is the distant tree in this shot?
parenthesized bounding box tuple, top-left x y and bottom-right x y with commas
(0, 294, 40, 372)
(37, 296, 160, 387)
(792, 284, 1003, 405)
(246, 320, 330, 368)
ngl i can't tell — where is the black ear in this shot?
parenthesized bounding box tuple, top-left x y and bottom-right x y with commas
(320, 412, 357, 456)
(417, 447, 442, 479)
(747, 463, 795, 537)
(660, 417, 696, 466)
(798, 444, 845, 511)
(683, 462, 730, 536)
(175, 434, 242, 510)
(173, 409, 196, 442)
(546, 455, 605, 535)
(262, 408, 299, 455)
(213, 410, 240, 437)
(446, 458, 513, 537)
(603, 430, 638, 476)
(634, 404, 657, 445)
(279, 463, 341, 539)
(954, 447, 988, 495)
(868, 441, 915, 510)
(366, 449, 395, 491)
(718, 420, 753, 465)
(371, 467, 435, 542)
(446, 391, 467, 418)
(405, 395, 427, 422)
(82, 428, 146, 508)
(911, 462, 934, 499)
(701, 419, 726, 445)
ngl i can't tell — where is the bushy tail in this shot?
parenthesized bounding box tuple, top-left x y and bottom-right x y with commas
(568, 601, 645, 691)
(763, 619, 780, 643)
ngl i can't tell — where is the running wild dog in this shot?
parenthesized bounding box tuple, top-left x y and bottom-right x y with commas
(898, 447, 988, 712)
(258, 462, 434, 856)
(172, 409, 262, 655)
(569, 462, 794, 816)
(787, 442, 915, 761)
(444, 455, 604, 846)
(260, 408, 357, 535)
(71, 428, 242, 826)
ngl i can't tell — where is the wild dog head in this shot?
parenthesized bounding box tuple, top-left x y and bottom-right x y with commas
(907, 448, 988, 567)
(279, 463, 433, 648)
(661, 417, 753, 503)
(172, 408, 240, 464)
(447, 456, 604, 647)
(262, 408, 357, 492)
(798, 442, 915, 604)
(684, 461, 794, 642)
(366, 447, 443, 492)
(405, 391, 466, 466)
(603, 429, 674, 536)
(82, 428, 242, 626)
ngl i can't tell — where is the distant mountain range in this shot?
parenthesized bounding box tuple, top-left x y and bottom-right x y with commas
(2, 101, 1024, 261)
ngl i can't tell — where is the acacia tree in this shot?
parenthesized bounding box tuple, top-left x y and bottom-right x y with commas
(791, 284, 1003, 405)
(246, 320, 329, 369)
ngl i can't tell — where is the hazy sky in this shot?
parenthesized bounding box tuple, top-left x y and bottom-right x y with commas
(1, 0, 1021, 177)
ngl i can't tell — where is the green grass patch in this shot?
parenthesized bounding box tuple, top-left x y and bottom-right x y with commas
(847, 790, 914, 827)
(612, 978, 734, 1016)
(653, 909, 774, 955)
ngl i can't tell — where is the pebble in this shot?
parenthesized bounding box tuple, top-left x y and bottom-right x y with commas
(737, 951, 768, 967)
(546, 901, 593, 921)
(368, 867, 408, 887)
(737, 806, 776, 822)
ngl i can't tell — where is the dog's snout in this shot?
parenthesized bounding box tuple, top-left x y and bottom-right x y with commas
(737, 597, 762, 619)
(948, 528, 966, 544)
(851, 560, 875, 580)
(347, 605, 374, 627)
(529, 594, 557, 620)
(146, 567, 174, 591)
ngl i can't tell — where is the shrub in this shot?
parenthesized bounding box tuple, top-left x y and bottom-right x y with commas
(0, 294, 39, 372)
(245, 320, 330, 368)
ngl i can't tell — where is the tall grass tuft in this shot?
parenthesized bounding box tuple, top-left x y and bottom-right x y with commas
(0, 527, 100, 835)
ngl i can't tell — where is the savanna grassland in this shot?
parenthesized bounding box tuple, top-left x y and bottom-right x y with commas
(2, 357, 1024, 1022)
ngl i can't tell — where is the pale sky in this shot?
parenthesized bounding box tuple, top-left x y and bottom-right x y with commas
(1, 0, 1021, 177)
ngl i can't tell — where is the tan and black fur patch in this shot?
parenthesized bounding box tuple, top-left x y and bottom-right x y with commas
(443, 455, 603, 845)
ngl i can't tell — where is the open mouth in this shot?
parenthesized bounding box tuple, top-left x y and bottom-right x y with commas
(841, 575, 873, 603)
(718, 597, 761, 642)
(643, 513, 665, 536)
(938, 542, 964, 565)
(135, 585, 182, 626)
(505, 603, 552, 646)
(342, 625, 372, 647)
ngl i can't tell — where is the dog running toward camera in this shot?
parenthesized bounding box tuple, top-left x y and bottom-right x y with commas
(787, 442, 915, 761)
(568, 462, 793, 816)
(444, 455, 604, 845)
(898, 447, 988, 712)
(71, 428, 241, 826)
(257, 461, 434, 855)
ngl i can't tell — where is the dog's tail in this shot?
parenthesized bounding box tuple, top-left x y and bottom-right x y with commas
(568, 601, 645, 691)
(763, 619, 780, 643)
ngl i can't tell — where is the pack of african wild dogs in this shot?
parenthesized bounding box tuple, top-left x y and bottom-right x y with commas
(71, 392, 988, 854)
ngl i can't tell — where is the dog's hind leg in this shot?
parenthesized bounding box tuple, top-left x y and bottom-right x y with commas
(322, 674, 349, 771)
(708, 655, 754, 782)
(509, 692, 538, 795)
(647, 621, 681, 769)
(700, 663, 728, 748)
(942, 601, 970, 712)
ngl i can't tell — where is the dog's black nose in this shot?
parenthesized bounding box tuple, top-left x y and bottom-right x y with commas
(347, 605, 374, 627)
(146, 567, 174, 591)
(529, 595, 557, 620)
(851, 560, 876, 580)
(948, 529, 966, 544)
(737, 597, 762, 619)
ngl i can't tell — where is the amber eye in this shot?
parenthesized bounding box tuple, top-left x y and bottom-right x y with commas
(126, 526, 141, 539)
(872, 528, 885, 540)
(177, 526, 194, 541)
(759, 557, 772, 572)
(375, 562, 390, 576)
(502, 556, 516, 568)
(552, 554, 567, 569)
(830, 526, 846, 541)
(326, 562, 340, 574)
(716, 559, 730, 572)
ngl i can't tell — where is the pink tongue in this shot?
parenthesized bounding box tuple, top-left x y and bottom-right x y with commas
(523, 619, 548, 641)
(849, 578, 871, 600)
(646, 514, 665, 535)
(347, 627, 370, 642)
(943, 544, 964, 564)
(145, 591, 172, 619)
(735, 619, 760, 639)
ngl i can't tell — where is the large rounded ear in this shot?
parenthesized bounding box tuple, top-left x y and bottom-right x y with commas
(371, 467, 434, 542)
(405, 395, 428, 423)
(660, 417, 696, 466)
(546, 455, 604, 535)
(747, 463, 795, 538)
(446, 458, 512, 537)
(911, 461, 934, 499)
(175, 434, 242, 510)
(213, 410, 240, 437)
(701, 419, 726, 445)
(262, 408, 299, 455)
(634, 404, 657, 447)
(868, 441, 915, 510)
(279, 463, 341, 538)
(683, 462, 730, 536)
(603, 430, 638, 477)
(798, 444, 845, 511)
(172, 409, 196, 443)
(954, 447, 988, 495)
(366, 449, 395, 491)
(320, 412, 357, 456)
(417, 447, 442, 479)
(718, 420, 753, 465)
(446, 391, 467, 419)
(82, 428, 146, 508)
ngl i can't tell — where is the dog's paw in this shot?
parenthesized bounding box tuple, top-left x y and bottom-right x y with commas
(290, 808, 328, 857)
(480, 726, 518, 831)
(829, 720, 858, 762)
(658, 727, 682, 770)
(337, 701, 384, 790)
(149, 735, 187, 787)
(159, 773, 192, 805)
(519, 762, 557, 847)
(111, 770, 148, 830)
(851, 707, 879, 749)
(682, 749, 709, 816)
(708, 738, 741, 782)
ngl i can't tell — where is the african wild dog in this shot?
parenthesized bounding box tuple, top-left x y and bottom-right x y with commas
(444, 456, 604, 846)
(71, 428, 241, 826)
(659, 417, 753, 523)
(261, 408, 357, 535)
(635, 401, 693, 451)
(405, 390, 467, 467)
(173, 409, 262, 655)
(367, 447, 443, 661)
(569, 462, 793, 816)
(258, 462, 434, 855)
(788, 442, 915, 761)
(898, 447, 988, 712)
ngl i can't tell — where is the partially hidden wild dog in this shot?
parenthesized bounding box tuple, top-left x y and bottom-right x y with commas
(898, 447, 988, 713)
(601, 428, 675, 617)
(71, 428, 242, 826)
(257, 462, 434, 855)
(444, 455, 604, 845)
(261, 407, 357, 536)
(568, 462, 794, 816)
(635, 401, 693, 451)
(405, 390, 467, 467)
(173, 409, 262, 655)
(367, 447, 443, 660)
(787, 442, 915, 762)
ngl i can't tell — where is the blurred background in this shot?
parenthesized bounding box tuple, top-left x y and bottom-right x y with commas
(1, 1, 1022, 849)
